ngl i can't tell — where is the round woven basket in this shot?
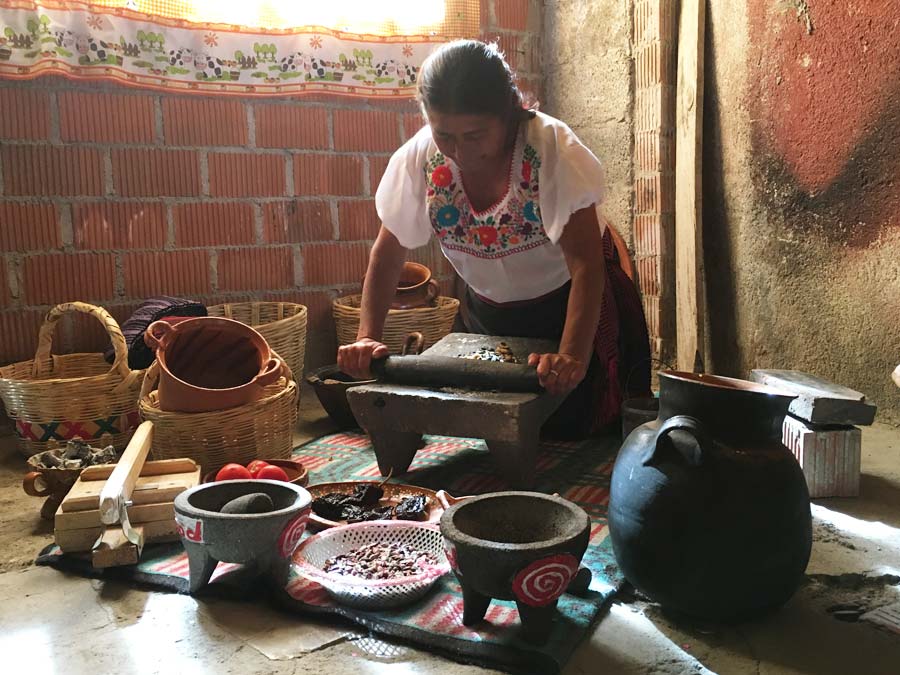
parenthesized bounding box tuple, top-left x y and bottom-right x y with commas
(0, 302, 145, 458)
(333, 295, 459, 354)
(139, 362, 298, 474)
(207, 302, 308, 382)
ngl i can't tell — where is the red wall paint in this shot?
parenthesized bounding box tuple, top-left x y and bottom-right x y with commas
(747, 0, 900, 247)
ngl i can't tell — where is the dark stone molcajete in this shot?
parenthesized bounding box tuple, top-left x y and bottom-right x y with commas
(305, 365, 375, 429)
(440, 492, 591, 642)
(174, 480, 312, 593)
(608, 371, 812, 622)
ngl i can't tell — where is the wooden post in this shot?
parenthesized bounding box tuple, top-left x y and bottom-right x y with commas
(675, 0, 706, 372)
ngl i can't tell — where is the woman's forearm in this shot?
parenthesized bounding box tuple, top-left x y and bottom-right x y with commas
(559, 264, 605, 364)
(557, 206, 608, 365)
(357, 227, 408, 341)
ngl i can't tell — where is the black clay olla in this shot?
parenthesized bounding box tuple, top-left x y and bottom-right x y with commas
(440, 491, 591, 642)
(174, 480, 312, 593)
(608, 371, 812, 622)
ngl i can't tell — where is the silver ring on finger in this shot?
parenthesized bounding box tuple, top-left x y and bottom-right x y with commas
(549, 369, 560, 377)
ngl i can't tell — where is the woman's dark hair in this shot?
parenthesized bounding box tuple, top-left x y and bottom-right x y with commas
(416, 40, 536, 123)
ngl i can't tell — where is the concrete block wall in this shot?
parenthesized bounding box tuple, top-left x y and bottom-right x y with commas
(0, 1, 542, 371)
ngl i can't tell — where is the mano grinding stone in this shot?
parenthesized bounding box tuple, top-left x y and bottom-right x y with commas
(220, 492, 275, 514)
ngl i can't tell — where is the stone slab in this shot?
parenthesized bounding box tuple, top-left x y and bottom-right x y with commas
(751, 369, 877, 426)
(346, 333, 565, 487)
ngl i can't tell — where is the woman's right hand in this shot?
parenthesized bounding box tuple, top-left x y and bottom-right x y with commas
(337, 338, 390, 380)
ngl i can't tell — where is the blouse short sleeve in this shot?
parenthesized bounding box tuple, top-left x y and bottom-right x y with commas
(375, 127, 434, 250)
(532, 113, 606, 244)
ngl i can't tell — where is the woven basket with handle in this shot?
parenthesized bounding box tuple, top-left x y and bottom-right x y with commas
(138, 361, 298, 474)
(0, 302, 145, 458)
(333, 295, 459, 354)
(207, 302, 308, 381)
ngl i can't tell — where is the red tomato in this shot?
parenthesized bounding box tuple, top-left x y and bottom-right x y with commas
(216, 463, 252, 481)
(246, 460, 271, 478)
(256, 465, 290, 482)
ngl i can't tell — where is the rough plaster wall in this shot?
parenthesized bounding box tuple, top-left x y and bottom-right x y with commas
(704, 0, 900, 423)
(542, 0, 634, 244)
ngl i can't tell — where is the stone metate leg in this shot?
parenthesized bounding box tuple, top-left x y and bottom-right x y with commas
(486, 431, 539, 489)
(368, 428, 423, 476)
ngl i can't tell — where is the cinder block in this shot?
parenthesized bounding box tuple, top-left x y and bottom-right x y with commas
(0, 88, 50, 140)
(61, 91, 155, 144)
(782, 415, 861, 498)
(333, 110, 399, 152)
(3, 146, 104, 196)
(0, 202, 61, 251)
(112, 148, 200, 197)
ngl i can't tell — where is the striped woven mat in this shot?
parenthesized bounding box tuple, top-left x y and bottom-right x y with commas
(38, 431, 624, 674)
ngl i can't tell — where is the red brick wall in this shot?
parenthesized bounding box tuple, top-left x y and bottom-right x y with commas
(0, 1, 540, 370)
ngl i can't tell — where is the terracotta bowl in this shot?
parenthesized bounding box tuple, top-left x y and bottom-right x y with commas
(174, 480, 312, 593)
(440, 491, 591, 642)
(202, 459, 308, 487)
(145, 316, 286, 413)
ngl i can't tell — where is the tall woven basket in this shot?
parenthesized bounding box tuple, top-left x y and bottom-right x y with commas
(333, 295, 459, 354)
(139, 361, 298, 474)
(207, 302, 307, 381)
(0, 302, 145, 458)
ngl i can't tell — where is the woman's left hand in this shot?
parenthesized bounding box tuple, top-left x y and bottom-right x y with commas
(527, 352, 587, 396)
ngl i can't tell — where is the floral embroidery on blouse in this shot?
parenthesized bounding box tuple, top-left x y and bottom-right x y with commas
(424, 144, 548, 259)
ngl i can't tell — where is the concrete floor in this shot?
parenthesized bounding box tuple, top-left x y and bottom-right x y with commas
(1, 392, 899, 674)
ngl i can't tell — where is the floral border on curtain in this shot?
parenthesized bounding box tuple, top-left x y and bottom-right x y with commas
(0, 0, 478, 97)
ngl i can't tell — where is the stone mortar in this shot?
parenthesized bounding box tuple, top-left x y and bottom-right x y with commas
(174, 479, 311, 593)
(440, 491, 591, 642)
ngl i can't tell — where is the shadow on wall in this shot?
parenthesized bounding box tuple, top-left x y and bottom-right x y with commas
(700, 12, 742, 376)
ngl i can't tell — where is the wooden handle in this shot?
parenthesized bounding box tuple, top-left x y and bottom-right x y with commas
(98, 421, 154, 525)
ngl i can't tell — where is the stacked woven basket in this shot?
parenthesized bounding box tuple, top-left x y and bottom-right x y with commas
(333, 294, 459, 354)
(0, 301, 307, 474)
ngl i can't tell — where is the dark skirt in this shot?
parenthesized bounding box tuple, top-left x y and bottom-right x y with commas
(462, 229, 652, 440)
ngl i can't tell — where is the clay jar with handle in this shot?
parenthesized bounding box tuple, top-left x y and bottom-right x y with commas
(391, 262, 440, 309)
(23, 458, 82, 520)
(608, 371, 811, 622)
(144, 316, 285, 413)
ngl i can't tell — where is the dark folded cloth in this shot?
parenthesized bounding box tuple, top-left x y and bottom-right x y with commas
(106, 296, 208, 369)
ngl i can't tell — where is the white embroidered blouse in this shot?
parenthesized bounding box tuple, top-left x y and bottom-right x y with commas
(375, 111, 605, 303)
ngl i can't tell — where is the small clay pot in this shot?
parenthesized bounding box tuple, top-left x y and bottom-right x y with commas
(440, 491, 591, 642)
(144, 316, 285, 413)
(174, 479, 312, 593)
(390, 262, 440, 310)
(23, 458, 82, 520)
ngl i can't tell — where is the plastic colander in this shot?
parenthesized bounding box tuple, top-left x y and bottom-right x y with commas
(293, 521, 450, 610)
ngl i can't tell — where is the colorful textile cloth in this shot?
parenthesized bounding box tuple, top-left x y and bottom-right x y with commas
(38, 430, 624, 674)
(0, 1, 478, 97)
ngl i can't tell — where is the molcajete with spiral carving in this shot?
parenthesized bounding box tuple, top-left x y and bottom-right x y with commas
(440, 491, 591, 642)
(608, 371, 811, 622)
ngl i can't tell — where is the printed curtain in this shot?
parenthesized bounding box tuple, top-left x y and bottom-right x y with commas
(0, 0, 479, 97)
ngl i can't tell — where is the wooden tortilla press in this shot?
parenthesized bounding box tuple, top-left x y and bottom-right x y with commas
(55, 421, 200, 568)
